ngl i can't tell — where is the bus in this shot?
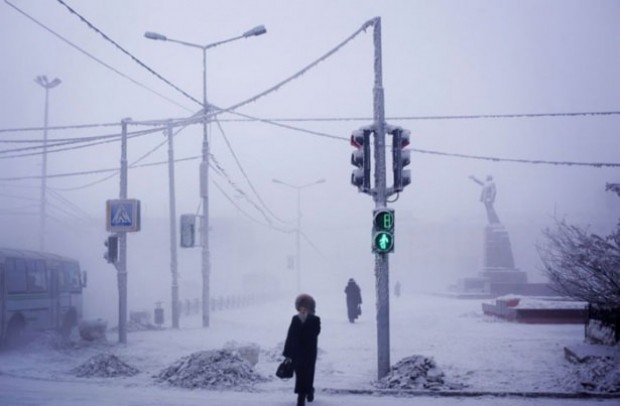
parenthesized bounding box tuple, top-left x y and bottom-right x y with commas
(0, 248, 87, 347)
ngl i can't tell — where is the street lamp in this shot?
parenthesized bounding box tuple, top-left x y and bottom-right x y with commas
(145, 25, 267, 328)
(272, 178, 326, 292)
(34, 75, 61, 252)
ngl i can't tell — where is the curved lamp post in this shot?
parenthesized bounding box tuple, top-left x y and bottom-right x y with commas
(34, 75, 61, 251)
(144, 25, 266, 328)
(272, 178, 325, 292)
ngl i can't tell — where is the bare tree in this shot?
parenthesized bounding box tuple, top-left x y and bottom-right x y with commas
(537, 218, 620, 306)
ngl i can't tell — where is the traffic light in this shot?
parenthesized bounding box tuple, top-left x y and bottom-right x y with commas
(104, 234, 118, 263)
(180, 214, 196, 248)
(350, 127, 372, 192)
(390, 126, 411, 192)
(372, 208, 395, 253)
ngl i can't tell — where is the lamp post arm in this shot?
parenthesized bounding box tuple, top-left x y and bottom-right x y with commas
(163, 37, 205, 49)
(203, 34, 246, 50)
(154, 35, 246, 50)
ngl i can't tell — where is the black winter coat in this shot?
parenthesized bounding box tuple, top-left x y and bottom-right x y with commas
(345, 281, 362, 320)
(283, 314, 321, 395)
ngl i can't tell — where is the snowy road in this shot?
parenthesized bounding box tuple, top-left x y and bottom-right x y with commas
(0, 374, 616, 406)
(0, 292, 618, 405)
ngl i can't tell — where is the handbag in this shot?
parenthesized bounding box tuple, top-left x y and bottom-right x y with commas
(275, 359, 294, 379)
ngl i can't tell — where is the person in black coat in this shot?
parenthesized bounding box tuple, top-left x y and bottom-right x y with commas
(344, 278, 362, 323)
(283, 294, 321, 406)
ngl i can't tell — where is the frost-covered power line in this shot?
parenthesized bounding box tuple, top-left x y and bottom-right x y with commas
(3, 0, 195, 112)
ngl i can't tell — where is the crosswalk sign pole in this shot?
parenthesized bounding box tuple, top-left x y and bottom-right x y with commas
(117, 118, 130, 344)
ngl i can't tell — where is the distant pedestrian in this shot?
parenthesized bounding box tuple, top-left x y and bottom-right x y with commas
(283, 294, 321, 406)
(394, 281, 401, 298)
(344, 278, 362, 323)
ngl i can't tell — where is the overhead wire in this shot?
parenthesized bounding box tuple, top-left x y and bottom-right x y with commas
(9, 1, 619, 172)
(3, 0, 195, 112)
(53, 0, 202, 107)
(11, 0, 315, 221)
(410, 148, 620, 168)
(0, 127, 161, 159)
(216, 111, 620, 123)
(213, 119, 290, 225)
(210, 177, 292, 233)
(5, 2, 620, 211)
(49, 119, 200, 190)
(0, 122, 120, 135)
(46, 188, 96, 220)
(209, 154, 276, 226)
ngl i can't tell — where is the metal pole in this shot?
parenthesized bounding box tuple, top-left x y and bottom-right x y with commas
(144, 28, 266, 328)
(39, 86, 49, 251)
(372, 17, 390, 380)
(200, 48, 212, 328)
(118, 118, 130, 344)
(272, 179, 325, 292)
(35, 76, 61, 251)
(296, 188, 301, 292)
(167, 121, 180, 328)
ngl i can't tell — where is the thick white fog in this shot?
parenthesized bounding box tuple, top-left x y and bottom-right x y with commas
(1, 0, 619, 326)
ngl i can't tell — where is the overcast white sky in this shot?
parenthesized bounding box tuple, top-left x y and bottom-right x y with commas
(1, 1, 619, 313)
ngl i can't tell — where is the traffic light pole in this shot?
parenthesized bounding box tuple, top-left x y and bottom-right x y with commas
(118, 118, 130, 344)
(371, 17, 391, 380)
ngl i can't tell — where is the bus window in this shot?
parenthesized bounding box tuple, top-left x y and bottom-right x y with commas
(6, 259, 27, 293)
(26, 260, 47, 292)
(62, 262, 81, 292)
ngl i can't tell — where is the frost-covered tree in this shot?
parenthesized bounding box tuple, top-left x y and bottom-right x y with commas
(537, 218, 620, 306)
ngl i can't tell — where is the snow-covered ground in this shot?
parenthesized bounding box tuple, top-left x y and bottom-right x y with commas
(0, 292, 618, 405)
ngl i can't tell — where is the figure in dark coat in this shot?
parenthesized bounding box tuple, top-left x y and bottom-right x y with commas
(344, 278, 362, 323)
(283, 294, 321, 406)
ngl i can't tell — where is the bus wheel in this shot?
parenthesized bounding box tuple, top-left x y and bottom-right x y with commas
(5, 317, 25, 349)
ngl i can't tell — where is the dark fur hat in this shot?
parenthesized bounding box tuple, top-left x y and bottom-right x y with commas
(295, 293, 316, 313)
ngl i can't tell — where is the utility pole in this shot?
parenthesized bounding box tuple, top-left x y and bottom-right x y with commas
(118, 118, 130, 344)
(371, 17, 391, 380)
(166, 121, 180, 328)
(200, 46, 211, 328)
(349, 17, 412, 380)
(295, 188, 301, 292)
(34, 75, 61, 251)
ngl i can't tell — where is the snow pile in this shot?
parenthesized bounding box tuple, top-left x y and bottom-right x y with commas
(374, 355, 465, 391)
(564, 356, 620, 393)
(71, 353, 139, 378)
(262, 341, 285, 362)
(223, 341, 260, 366)
(155, 349, 267, 390)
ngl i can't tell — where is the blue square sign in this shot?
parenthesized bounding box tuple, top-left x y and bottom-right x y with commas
(106, 199, 141, 232)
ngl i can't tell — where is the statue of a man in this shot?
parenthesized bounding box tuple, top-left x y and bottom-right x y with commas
(469, 175, 500, 224)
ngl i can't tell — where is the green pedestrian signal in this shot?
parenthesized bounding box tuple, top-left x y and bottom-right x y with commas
(374, 231, 394, 253)
(372, 208, 395, 253)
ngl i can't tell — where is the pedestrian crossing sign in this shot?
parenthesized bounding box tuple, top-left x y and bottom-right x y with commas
(106, 199, 141, 232)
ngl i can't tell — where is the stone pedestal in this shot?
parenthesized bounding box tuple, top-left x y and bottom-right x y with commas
(481, 224, 527, 285)
(483, 225, 515, 269)
(481, 269, 528, 284)
(453, 223, 543, 297)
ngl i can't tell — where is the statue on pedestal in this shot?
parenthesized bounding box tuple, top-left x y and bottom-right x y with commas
(469, 175, 500, 224)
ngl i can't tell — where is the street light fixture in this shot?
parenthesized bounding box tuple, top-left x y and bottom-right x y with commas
(34, 75, 61, 252)
(272, 178, 326, 292)
(145, 25, 266, 328)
